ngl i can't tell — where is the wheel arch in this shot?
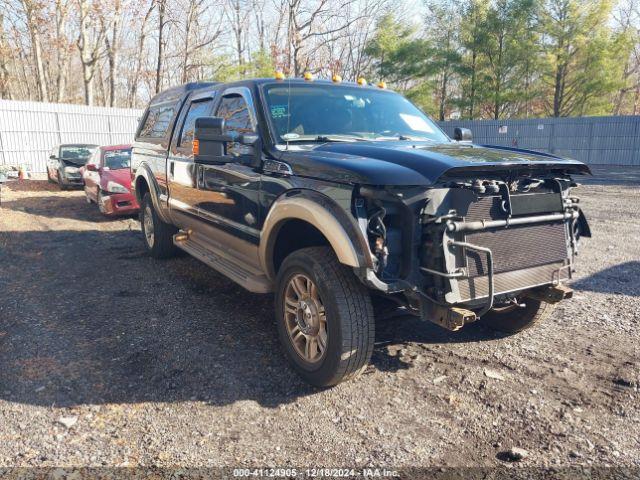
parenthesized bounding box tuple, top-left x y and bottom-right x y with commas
(259, 190, 373, 280)
(133, 164, 171, 223)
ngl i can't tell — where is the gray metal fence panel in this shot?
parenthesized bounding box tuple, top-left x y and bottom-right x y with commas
(0, 100, 143, 173)
(438, 116, 640, 166)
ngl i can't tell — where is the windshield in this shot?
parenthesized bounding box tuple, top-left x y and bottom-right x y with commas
(60, 145, 97, 164)
(103, 149, 131, 169)
(262, 83, 449, 144)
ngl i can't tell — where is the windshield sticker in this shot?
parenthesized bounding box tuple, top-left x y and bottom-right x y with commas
(270, 105, 288, 118)
(399, 113, 434, 133)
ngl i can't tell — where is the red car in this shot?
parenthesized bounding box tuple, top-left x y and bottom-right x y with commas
(83, 144, 139, 216)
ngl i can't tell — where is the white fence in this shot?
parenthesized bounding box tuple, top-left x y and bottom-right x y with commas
(0, 100, 143, 173)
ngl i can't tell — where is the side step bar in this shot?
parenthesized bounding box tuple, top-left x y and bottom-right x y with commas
(173, 231, 273, 293)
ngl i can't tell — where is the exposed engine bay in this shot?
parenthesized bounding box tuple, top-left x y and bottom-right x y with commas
(356, 169, 591, 331)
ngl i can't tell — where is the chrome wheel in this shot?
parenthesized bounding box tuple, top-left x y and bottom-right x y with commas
(143, 205, 155, 248)
(283, 274, 327, 364)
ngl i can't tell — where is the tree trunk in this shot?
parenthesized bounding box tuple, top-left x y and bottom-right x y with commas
(469, 49, 477, 119)
(155, 0, 166, 94)
(106, 0, 122, 107)
(21, 0, 49, 102)
(54, 1, 70, 103)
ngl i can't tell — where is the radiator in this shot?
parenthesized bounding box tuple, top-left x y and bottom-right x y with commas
(446, 193, 571, 302)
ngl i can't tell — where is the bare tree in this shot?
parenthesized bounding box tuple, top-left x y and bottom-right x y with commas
(0, 13, 12, 99)
(179, 0, 223, 83)
(16, 0, 49, 101)
(155, 0, 167, 94)
(225, 0, 251, 69)
(102, 0, 122, 106)
(128, 2, 154, 107)
(53, 0, 72, 102)
(77, 0, 105, 105)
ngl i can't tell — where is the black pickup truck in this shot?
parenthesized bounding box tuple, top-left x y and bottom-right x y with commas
(131, 78, 590, 386)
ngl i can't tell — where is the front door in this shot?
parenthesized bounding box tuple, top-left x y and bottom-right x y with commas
(167, 91, 216, 227)
(196, 87, 262, 253)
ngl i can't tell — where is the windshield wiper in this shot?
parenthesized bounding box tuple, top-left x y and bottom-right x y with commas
(374, 134, 435, 142)
(315, 135, 367, 142)
(283, 134, 367, 143)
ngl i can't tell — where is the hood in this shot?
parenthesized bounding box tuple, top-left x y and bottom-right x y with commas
(100, 168, 132, 191)
(277, 141, 590, 186)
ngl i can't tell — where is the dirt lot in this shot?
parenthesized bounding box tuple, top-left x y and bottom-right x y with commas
(0, 170, 638, 473)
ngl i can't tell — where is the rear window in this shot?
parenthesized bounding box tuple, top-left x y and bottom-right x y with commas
(139, 103, 178, 138)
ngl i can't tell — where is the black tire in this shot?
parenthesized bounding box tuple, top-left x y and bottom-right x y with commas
(140, 193, 178, 259)
(480, 298, 554, 333)
(275, 247, 374, 387)
(57, 171, 68, 191)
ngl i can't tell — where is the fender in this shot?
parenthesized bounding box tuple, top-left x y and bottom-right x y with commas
(259, 189, 374, 280)
(132, 163, 172, 224)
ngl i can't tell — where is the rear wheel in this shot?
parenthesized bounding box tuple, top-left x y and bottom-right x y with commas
(480, 297, 554, 333)
(275, 247, 374, 387)
(140, 193, 177, 259)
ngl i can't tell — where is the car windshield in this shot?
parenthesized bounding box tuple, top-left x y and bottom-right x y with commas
(103, 149, 131, 169)
(262, 83, 450, 144)
(60, 146, 97, 164)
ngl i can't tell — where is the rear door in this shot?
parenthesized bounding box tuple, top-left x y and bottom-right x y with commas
(167, 90, 216, 225)
(195, 87, 262, 250)
(132, 98, 182, 205)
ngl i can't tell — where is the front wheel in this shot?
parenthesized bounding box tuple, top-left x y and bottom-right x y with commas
(140, 193, 178, 259)
(480, 297, 554, 333)
(97, 190, 107, 214)
(275, 247, 375, 387)
(57, 172, 68, 191)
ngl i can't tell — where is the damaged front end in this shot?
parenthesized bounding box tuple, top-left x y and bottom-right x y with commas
(356, 167, 590, 331)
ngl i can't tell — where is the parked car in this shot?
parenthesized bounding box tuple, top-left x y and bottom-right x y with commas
(83, 144, 138, 216)
(47, 143, 98, 189)
(131, 78, 591, 387)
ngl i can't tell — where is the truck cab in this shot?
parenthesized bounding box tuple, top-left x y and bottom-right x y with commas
(132, 78, 590, 387)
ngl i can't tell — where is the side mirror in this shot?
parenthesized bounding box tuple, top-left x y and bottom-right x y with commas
(454, 127, 472, 142)
(86, 164, 98, 172)
(193, 116, 234, 164)
(49, 155, 56, 160)
(239, 133, 259, 146)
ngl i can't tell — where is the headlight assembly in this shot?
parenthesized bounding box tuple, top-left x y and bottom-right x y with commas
(105, 181, 128, 194)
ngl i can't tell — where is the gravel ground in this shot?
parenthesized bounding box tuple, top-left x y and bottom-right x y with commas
(0, 170, 638, 473)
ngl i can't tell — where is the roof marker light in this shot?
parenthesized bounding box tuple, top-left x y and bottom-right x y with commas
(357, 77, 367, 86)
(377, 81, 387, 89)
(275, 71, 285, 81)
(303, 72, 314, 81)
(332, 74, 342, 83)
